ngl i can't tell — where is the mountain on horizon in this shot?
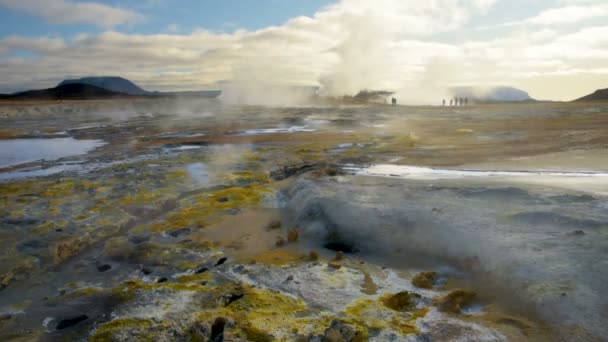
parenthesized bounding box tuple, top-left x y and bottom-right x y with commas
(574, 88, 608, 102)
(58, 76, 221, 98)
(59, 76, 147, 95)
(451, 86, 534, 102)
(7, 83, 125, 100)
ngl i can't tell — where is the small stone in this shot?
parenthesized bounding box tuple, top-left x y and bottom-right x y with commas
(216, 196, 230, 203)
(128, 235, 150, 244)
(323, 320, 357, 342)
(168, 228, 191, 238)
(56, 314, 88, 330)
(217, 285, 245, 307)
(434, 290, 476, 313)
(195, 266, 209, 274)
(276, 236, 286, 246)
(156, 277, 168, 283)
(287, 228, 299, 242)
(383, 291, 421, 311)
(412, 271, 437, 289)
(215, 257, 228, 266)
(53, 235, 92, 265)
(568, 230, 585, 236)
(267, 220, 282, 230)
(309, 250, 319, 261)
(334, 251, 344, 261)
(96, 264, 112, 272)
(328, 262, 342, 269)
(141, 267, 153, 275)
(286, 275, 294, 281)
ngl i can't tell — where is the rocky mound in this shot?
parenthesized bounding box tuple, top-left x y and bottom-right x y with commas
(7, 83, 127, 100)
(574, 88, 608, 102)
(59, 76, 147, 95)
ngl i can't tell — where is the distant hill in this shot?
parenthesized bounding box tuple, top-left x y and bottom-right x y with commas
(59, 76, 147, 95)
(6, 83, 126, 100)
(574, 88, 608, 102)
(451, 86, 534, 102)
(0, 76, 223, 101)
(58, 76, 221, 98)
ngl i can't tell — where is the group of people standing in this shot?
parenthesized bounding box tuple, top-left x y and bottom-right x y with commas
(443, 97, 468, 107)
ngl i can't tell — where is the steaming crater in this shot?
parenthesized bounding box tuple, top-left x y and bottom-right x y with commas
(283, 176, 608, 339)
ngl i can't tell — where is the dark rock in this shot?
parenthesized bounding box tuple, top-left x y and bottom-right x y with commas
(56, 314, 88, 330)
(270, 163, 320, 180)
(156, 277, 168, 283)
(568, 230, 586, 236)
(412, 271, 438, 289)
(168, 228, 191, 238)
(383, 291, 421, 311)
(17, 239, 48, 253)
(328, 262, 342, 269)
(215, 257, 228, 266)
(97, 264, 112, 272)
(141, 267, 153, 275)
(324, 241, 357, 254)
(210, 317, 227, 342)
(323, 320, 357, 342)
(3, 218, 39, 225)
(128, 235, 150, 245)
(217, 286, 245, 307)
(216, 197, 230, 203)
(287, 228, 299, 242)
(309, 250, 319, 261)
(195, 266, 209, 274)
(267, 220, 282, 230)
(434, 290, 476, 313)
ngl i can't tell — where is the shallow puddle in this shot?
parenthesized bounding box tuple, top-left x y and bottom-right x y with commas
(0, 138, 105, 168)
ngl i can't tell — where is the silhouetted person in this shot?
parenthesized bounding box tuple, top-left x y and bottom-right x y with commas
(391, 97, 397, 106)
(454, 96, 459, 106)
(442, 99, 446, 106)
(449, 99, 453, 106)
(465, 97, 469, 106)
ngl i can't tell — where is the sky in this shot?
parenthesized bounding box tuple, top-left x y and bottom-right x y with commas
(0, 0, 607, 102)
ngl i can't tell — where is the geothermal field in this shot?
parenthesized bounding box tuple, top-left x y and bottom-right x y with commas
(0, 99, 607, 341)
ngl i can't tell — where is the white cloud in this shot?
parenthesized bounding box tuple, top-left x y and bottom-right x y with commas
(0, 0, 143, 29)
(0, 0, 606, 101)
(480, 3, 608, 29)
(527, 4, 608, 25)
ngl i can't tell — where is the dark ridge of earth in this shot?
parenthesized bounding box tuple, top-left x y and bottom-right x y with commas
(574, 88, 608, 102)
(3, 83, 128, 100)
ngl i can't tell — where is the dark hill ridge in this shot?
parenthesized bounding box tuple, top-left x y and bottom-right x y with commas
(58, 76, 221, 98)
(574, 88, 608, 102)
(59, 76, 147, 95)
(7, 83, 126, 100)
